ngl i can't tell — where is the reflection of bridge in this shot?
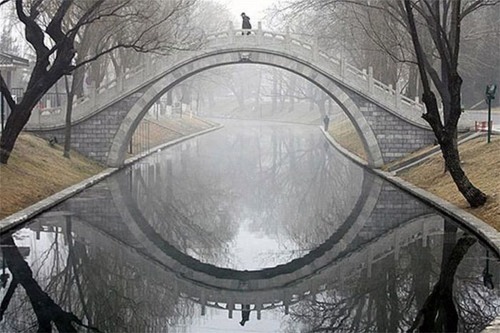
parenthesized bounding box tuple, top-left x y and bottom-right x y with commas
(26, 24, 435, 167)
(32, 198, 442, 320)
(26, 159, 446, 319)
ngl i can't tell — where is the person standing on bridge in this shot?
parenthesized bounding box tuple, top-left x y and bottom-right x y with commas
(239, 304, 251, 326)
(241, 12, 252, 35)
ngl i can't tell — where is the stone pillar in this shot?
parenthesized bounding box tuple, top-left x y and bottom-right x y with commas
(284, 26, 291, 51)
(89, 81, 97, 106)
(31, 105, 40, 125)
(312, 36, 319, 62)
(284, 301, 290, 315)
(227, 302, 234, 319)
(387, 84, 393, 103)
(415, 96, 424, 113)
(422, 219, 428, 247)
(200, 292, 207, 316)
(340, 59, 346, 78)
(257, 21, 263, 45)
(228, 21, 234, 43)
(255, 303, 262, 320)
(368, 66, 374, 95)
(395, 81, 402, 109)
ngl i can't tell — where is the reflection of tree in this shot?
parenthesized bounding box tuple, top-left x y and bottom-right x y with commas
(0, 234, 96, 332)
(63, 219, 190, 332)
(128, 153, 238, 265)
(121, 122, 365, 268)
(285, 253, 406, 332)
(408, 236, 476, 332)
(284, 221, 498, 333)
(0, 216, 197, 332)
(223, 124, 363, 250)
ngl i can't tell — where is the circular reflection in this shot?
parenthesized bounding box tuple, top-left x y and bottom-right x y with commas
(125, 121, 368, 269)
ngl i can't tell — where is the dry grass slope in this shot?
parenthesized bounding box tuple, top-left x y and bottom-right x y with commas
(0, 134, 104, 219)
(329, 119, 499, 229)
(1, 118, 497, 231)
(0, 117, 214, 220)
(398, 136, 499, 229)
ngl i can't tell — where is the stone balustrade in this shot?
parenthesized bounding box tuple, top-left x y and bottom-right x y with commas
(25, 23, 427, 130)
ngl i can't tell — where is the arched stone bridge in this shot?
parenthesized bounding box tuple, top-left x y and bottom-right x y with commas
(26, 23, 435, 168)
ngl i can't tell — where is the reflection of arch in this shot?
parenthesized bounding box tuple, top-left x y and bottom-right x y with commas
(63, 200, 444, 318)
(107, 49, 384, 167)
(107, 165, 382, 294)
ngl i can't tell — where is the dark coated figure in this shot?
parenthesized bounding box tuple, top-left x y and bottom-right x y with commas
(239, 304, 250, 326)
(323, 114, 330, 131)
(241, 12, 252, 35)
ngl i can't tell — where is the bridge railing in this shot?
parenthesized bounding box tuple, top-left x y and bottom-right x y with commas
(177, 214, 446, 317)
(26, 22, 428, 129)
(204, 23, 427, 127)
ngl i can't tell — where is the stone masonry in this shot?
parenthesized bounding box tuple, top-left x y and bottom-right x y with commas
(27, 27, 435, 167)
(358, 102, 435, 162)
(34, 92, 145, 164)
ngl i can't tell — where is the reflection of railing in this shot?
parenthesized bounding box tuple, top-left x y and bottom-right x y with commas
(177, 215, 446, 319)
(32, 210, 447, 321)
(25, 23, 429, 130)
(110, 169, 431, 315)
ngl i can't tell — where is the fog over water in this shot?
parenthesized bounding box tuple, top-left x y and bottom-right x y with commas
(1, 120, 498, 332)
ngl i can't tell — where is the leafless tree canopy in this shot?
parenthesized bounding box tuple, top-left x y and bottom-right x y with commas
(267, 0, 500, 207)
(0, 0, 200, 164)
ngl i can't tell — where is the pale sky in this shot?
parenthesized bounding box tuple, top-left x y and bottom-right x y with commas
(215, 0, 276, 28)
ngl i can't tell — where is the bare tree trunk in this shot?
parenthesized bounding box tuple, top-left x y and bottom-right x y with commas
(440, 135, 486, 207)
(289, 75, 296, 113)
(254, 68, 262, 113)
(272, 68, 277, 114)
(0, 278, 18, 320)
(63, 75, 74, 158)
(404, 0, 486, 208)
(407, 65, 419, 98)
(0, 102, 34, 164)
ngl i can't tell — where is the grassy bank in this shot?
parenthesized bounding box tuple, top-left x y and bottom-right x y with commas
(397, 136, 499, 229)
(328, 121, 499, 229)
(0, 134, 104, 219)
(0, 117, 214, 220)
(2, 117, 497, 230)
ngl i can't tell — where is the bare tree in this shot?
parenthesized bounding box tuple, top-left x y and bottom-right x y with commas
(400, 0, 499, 207)
(0, 0, 198, 164)
(278, 0, 499, 207)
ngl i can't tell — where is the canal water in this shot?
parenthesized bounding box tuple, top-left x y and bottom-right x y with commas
(1, 120, 499, 332)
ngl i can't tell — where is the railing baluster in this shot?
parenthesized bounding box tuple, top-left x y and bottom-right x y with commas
(26, 26, 427, 129)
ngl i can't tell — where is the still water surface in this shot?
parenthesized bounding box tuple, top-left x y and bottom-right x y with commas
(1, 120, 499, 332)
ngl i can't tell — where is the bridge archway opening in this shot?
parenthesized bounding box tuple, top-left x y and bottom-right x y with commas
(107, 49, 383, 167)
(161, 64, 334, 120)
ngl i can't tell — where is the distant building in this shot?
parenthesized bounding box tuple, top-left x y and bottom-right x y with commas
(0, 51, 29, 130)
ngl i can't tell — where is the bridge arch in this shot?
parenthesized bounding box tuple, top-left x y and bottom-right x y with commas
(107, 48, 384, 167)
